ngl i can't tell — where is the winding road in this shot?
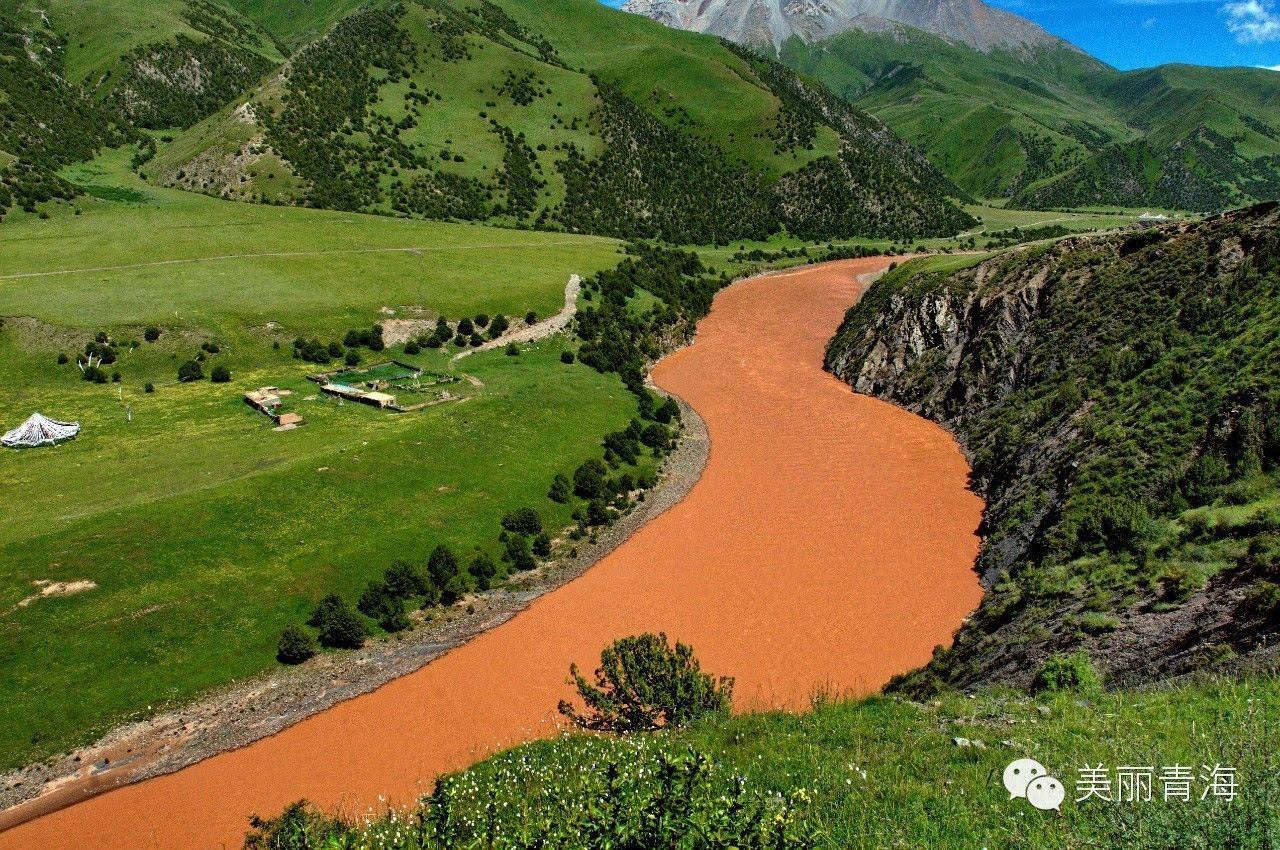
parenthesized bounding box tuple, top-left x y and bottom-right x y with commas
(0, 257, 984, 849)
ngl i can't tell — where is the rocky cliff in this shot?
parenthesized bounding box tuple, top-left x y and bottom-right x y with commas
(622, 0, 1073, 53)
(827, 205, 1280, 692)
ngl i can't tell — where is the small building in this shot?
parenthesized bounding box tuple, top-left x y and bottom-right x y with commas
(364, 391, 397, 409)
(274, 412, 304, 431)
(245, 387, 283, 414)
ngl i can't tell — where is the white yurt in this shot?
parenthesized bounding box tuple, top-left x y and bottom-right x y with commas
(2, 413, 81, 448)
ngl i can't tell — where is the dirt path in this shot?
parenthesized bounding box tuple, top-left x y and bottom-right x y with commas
(452, 275, 580, 361)
(0, 257, 983, 850)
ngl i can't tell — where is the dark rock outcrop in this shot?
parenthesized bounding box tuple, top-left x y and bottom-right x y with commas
(826, 205, 1280, 692)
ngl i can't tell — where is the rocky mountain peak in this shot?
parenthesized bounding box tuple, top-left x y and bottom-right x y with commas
(621, 0, 1074, 54)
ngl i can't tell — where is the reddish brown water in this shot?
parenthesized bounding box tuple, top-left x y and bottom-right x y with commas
(0, 257, 983, 849)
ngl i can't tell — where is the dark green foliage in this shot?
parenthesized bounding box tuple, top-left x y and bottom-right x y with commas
(548, 473, 571, 503)
(531, 533, 552, 558)
(385, 560, 429, 599)
(358, 580, 410, 633)
(276, 625, 317, 665)
(573, 459, 608, 500)
(210, 365, 231, 383)
(308, 594, 368, 649)
(560, 350, 575, 364)
(427, 544, 459, 588)
(144, 382, 155, 393)
(487, 315, 509, 338)
(558, 633, 734, 732)
(505, 342, 519, 356)
(144, 326, 161, 342)
(177, 360, 203, 382)
(502, 533, 536, 571)
(501, 507, 542, 537)
(468, 553, 498, 591)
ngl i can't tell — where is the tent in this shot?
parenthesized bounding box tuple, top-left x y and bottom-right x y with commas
(2, 413, 81, 448)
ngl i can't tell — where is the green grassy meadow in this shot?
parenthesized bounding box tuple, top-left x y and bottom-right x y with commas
(0, 150, 635, 770)
(256, 672, 1280, 848)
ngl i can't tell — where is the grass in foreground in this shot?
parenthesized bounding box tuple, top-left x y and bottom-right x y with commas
(248, 673, 1280, 848)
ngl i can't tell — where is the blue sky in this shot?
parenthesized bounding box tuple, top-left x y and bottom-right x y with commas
(599, 0, 1280, 71)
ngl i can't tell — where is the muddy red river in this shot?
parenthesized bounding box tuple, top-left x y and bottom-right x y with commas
(0, 257, 984, 849)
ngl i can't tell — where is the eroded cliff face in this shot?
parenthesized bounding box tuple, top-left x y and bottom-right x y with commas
(826, 206, 1280, 692)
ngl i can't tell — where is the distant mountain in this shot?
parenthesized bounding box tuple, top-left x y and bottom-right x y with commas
(780, 26, 1280, 209)
(621, 0, 1073, 53)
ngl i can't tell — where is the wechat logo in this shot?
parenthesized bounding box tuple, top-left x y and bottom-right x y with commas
(1003, 758, 1065, 811)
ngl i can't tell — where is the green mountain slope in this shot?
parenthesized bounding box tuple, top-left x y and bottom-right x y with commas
(142, 0, 972, 243)
(0, 14, 134, 220)
(779, 26, 1280, 211)
(4, 0, 285, 129)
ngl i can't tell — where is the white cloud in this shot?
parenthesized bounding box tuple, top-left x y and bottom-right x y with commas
(1260, 63, 1280, 69)
(1223, 0, 1280, 42)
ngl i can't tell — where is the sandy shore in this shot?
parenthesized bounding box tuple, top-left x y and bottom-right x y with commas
(0, 257, 984, 850)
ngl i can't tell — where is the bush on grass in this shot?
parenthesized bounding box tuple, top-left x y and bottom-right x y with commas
(276, 625, 317, 665)
(558, 633, 734, 732)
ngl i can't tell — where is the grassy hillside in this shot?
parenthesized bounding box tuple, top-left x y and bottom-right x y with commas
(143, 0, 972, 243)
(827, 203, 1280, 693)
(779, 27, 1280, 212)
(249, 672, 1279, 848)
(0, 149, 650, 770)
(5, 0, 284, 128)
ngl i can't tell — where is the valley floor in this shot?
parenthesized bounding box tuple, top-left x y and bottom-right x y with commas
(0, 257, 984, 848)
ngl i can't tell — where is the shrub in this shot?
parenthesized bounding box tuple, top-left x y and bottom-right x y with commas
(469, 553, 498, 591)
(560, 350, 575, 364)
(384, 560, 429, 598)
(501, 507, 543, 536)
(453, 333, 468, 348)
(177, 360, 203, 382)
(427, 544, 459, 587)
(308, 594, 368, 649)
(210, 365, 232, 383)
(111, 371, 122, 383)
(440, 574, 469, 606)
(144, 383, 155, 393)
(345, 349, 361, 366)
(640, 423, 670, 450)
(57, 353, 69, 365)
(574, 459, 608, 499)
(469, 333, 483, 348)
(505, 342, 520, 356)
(82, 365, 106, 383)
(404, 340, 421, 355)
(473, 313, 490, 328)
(1031, 651, 1101, 695)
(276, 625, 317, 665)
(532, 533, 552, 557)
(144, 326, 161, 342)
(525, 310, 537, 325)
(503, 533, 536, 571)
(558, 633, 734, 732)
(457, 317, 474, 336)
(548, 473, 571, 503)
(1244, 581, 1280, 620)
(488, 315, 509, 338)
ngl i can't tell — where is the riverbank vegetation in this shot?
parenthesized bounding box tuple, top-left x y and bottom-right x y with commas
(247, 650, 1279, 848)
